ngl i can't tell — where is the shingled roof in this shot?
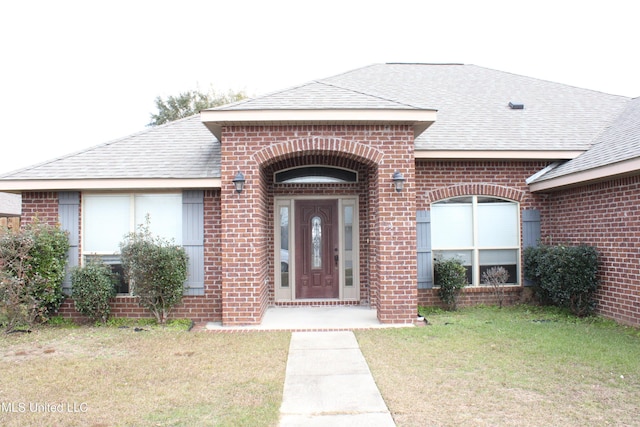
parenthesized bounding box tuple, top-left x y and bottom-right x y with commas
(530, 96, 640, 184)
(0, 63, 635, 186)
(1, 115, 219, 180)
(217, 63, 630, 152)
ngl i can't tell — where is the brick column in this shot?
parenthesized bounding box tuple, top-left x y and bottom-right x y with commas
(375, 139, 417, 324)
(219, 133, 269, 325)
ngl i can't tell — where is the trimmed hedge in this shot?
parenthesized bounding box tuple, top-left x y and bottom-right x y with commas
(71, 261, 118, 323)
(120, 221, 188, 324)
(524, 244, 599, 317)
(434, 257, 467, 310)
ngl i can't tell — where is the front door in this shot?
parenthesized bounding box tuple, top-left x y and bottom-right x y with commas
(295, 199, 339, 298)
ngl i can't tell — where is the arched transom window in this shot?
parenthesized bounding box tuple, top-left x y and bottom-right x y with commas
(275, 166, 357, 184)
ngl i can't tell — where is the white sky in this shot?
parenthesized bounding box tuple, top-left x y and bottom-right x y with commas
(1, 0, 639, 175)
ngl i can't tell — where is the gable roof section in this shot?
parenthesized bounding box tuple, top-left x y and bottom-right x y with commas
(529, 97, 640, 191)
(0, 116, 220, 190)
(218, 80, 422, 110)
(201, 79, 437, 140)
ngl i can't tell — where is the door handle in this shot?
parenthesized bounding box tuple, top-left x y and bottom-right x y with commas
(334, 248, 339, 266)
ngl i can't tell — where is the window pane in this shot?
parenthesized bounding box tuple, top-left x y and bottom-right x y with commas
(84, 195, 130, 253)
(432, 203, 473, 248)
(479, 249, 517, 265)
(479, 250, 518, 284)
(280, 206, 289, 287)
(311, 216, 322, 269)
(434, 250, 473, 285)
(344, 205, 354, 287)
(135, 194, 182, 244)
(477, 203, 518, 247)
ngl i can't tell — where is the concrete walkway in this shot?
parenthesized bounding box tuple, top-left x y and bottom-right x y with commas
(205, 306, 415, 331)
(279, 331, 396, 426)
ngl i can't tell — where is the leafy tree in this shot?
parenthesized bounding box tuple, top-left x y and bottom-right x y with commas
(148, 88, 247, 126)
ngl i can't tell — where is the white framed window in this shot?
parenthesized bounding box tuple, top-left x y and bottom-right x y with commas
(431, 196, 519, 286)
(82, 193, 182, 293)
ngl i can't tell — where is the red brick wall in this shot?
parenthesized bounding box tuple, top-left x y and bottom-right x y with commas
(21, 192, 59, 226)
(544, 176, 640, 326)
(419, 286, 530, 308)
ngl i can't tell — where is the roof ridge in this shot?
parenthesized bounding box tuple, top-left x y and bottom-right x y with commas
(0, 115, 201, 179)
(212, 80, 319, 110)
(217, 64, 385, 110)
(314, 80, 423, 109)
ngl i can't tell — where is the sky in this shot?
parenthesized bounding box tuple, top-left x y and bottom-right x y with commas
(1, 0, 639, 175)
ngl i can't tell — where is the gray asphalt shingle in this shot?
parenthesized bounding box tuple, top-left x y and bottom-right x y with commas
(1, 63, 635, 183)
(533, 96, 640, 181)
(1, 115, 219, 180)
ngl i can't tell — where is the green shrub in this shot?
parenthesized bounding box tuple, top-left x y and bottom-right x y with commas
(120, 220, 188, 324)
(0, 224, 69, 331)
(24, 222, 70, 317)
(434, 257, 467, 310)
(524, 244, 599, 317)
(71, 261, 118, 323)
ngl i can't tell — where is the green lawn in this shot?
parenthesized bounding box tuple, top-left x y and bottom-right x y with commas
(356, 306, 640, 426)
(2, 306, 639, 426)
(0, 325, 290, 427)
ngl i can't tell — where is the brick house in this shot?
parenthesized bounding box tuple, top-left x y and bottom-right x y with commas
(1, 64, 638, 326)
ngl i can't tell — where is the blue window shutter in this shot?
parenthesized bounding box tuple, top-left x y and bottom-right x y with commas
(58, 192, 79, 295)
(182, 190, 204, 296)
(417, 210, 433, 289)
(522, 209, 541, 287)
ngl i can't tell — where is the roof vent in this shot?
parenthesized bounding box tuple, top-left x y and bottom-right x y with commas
(509, 101, 524, 110)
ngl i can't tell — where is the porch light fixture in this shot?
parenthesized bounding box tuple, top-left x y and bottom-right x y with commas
(392, 171, 405, 192)
(232, 171, 245, 194)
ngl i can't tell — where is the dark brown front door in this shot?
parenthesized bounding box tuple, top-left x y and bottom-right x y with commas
(295, 199, 339, 299)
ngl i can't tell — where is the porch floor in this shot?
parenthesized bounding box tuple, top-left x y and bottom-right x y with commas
(203, 305, 417, 331)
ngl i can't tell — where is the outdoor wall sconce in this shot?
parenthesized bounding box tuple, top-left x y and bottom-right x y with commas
(232, 171, 245, 194)
(392, 171, 405, 192)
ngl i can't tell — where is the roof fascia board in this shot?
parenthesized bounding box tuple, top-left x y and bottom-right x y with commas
(201, 109, 437, 139)
(529, 157, 640, 192)
(415, 150, 584, 160)
(0, 178, 222, 192)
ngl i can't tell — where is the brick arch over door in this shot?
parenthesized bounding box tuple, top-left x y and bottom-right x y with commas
(252, 136, 384, 169)
(425, 183, 524, 203)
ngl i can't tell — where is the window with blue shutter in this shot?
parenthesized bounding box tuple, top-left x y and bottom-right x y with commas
(58, 192, 79, 295)
(417, 210, 433, 289)
(522, 209, 541, 287)
(182, 190, 205, 296)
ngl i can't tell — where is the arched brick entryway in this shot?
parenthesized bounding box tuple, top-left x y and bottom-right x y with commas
(219, 125, 417, 325)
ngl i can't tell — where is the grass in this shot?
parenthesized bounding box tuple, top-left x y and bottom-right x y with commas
(2, 306, 639, 426)
(356, 305, 640, 427)
(0, 325, 290, 427)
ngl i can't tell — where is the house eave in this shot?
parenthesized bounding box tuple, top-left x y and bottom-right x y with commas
(0, 178, 222, 192)
(415, 150, 584, 160)
(529, 157, 640, 192)
(201, 109, 437, 139)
